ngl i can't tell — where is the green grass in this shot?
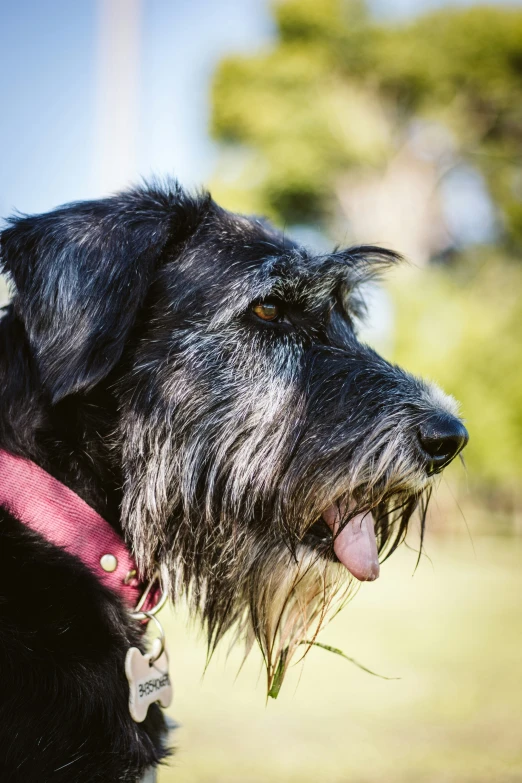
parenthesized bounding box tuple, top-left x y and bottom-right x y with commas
(157, 534, 522, 783)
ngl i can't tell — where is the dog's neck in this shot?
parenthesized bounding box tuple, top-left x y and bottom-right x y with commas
(0, 306, 124, 531)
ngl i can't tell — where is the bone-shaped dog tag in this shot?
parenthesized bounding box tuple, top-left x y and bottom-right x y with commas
(125, 639, 173, 722)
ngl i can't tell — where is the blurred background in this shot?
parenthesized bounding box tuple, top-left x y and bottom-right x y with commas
(1, 1, 521, 781)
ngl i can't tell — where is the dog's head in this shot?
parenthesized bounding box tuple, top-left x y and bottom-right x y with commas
(0, 181, 468, 692)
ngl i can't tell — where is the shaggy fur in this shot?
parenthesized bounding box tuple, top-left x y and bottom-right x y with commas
(0, 180, 466, 781)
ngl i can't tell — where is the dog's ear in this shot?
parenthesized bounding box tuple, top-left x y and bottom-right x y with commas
(0, 183, 207, 402)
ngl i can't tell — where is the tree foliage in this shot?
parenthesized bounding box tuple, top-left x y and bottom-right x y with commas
(212, 0, 522, 244)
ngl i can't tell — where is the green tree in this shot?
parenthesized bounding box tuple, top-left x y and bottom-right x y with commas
(211, 0, 522, 246)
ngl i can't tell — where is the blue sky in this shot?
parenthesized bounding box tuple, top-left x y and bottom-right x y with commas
(0, 0, 272, 215)
(1, 0, 521, 216)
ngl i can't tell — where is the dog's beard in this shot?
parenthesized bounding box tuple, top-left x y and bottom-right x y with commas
(230, 545, 352, 696)
(120, 399, 431, 695)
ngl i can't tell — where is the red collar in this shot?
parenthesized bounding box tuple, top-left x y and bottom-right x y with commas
(0, 448, 148, 610)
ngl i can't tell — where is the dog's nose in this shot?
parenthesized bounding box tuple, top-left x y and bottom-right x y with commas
(418, 413, 468, 473)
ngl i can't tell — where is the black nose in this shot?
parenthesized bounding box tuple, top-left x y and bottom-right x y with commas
(418, 413, 469, 473)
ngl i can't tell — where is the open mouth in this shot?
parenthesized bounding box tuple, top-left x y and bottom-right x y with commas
(304, 504, 380, 583)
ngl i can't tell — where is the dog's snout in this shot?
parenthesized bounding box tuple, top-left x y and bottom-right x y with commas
(418, 413, 468, 473)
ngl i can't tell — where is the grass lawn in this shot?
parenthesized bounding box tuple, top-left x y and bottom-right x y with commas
(157, 534, 522, 783)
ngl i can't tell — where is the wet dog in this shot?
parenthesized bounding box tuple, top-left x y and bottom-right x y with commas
(0, 181, 467, 781)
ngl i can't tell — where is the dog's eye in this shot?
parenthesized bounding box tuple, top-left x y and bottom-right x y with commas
(252, 302, 281, 322)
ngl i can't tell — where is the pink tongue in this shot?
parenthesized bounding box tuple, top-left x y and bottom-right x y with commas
(322, 505, 380, 581)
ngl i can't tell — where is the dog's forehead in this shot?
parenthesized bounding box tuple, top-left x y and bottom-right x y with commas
(199, 209, 349, 303)
(205, 209, 302, 270)
(167, 205, 398, 326)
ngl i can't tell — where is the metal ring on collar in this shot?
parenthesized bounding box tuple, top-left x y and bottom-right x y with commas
(141, 612, 166, 663)
(130, 566, 169, 621)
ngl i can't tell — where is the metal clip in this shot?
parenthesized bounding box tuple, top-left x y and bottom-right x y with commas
(130, 565, 169, 621)
(141, 611, 166, 664)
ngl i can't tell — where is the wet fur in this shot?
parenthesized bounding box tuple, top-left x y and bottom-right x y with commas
(0, 180, 459, 781)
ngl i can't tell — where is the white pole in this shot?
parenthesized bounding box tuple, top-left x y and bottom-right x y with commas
(94, 0, 142, 195)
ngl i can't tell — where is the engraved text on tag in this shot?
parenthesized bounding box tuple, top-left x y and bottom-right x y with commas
(125, 639, 173, 723)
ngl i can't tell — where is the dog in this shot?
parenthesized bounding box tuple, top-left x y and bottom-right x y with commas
(0, 180, 468, 782)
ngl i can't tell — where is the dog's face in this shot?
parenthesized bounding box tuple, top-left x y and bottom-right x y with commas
(0, 182, 468, 693)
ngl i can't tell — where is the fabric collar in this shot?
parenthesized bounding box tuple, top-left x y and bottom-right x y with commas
(0, 448, 146, 609)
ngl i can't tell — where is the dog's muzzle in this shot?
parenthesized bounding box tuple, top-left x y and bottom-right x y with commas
(314, 413, 468, 584)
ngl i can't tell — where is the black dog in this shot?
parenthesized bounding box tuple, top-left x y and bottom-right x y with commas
(0, 180, 467, 782)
